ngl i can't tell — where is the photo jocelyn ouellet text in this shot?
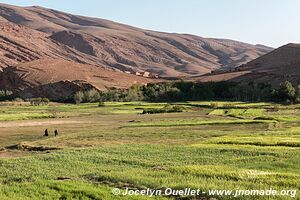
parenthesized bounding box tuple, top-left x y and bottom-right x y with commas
(112, 187, 297, 198)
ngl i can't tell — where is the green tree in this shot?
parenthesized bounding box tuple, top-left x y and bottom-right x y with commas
(277, 81, 295, 102)
(74, 91, 84, 104)
(125, 84, 143, 101)
(41, 98, 50, 105)
(84, 89, 100, 102)
(295, 85, 300, 103)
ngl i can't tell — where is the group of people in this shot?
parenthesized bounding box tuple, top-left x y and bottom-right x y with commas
(43, 129, 59, 137)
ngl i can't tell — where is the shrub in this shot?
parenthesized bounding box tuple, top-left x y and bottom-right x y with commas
(98, 101, 105, 107)
(74, 91, 84, 104)
(210, 102, 219, 108)
(30, 98, 50, 106)
(0, 90, 13, 101)
(84, 89, 100, 103)
(42, 98, 50, 104)
(172, 105, 185, 112)
(142, 105, 184, 114)
(13, 98, 24, 102)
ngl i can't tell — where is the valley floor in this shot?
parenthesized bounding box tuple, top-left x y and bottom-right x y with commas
(0, 101, 299, 200)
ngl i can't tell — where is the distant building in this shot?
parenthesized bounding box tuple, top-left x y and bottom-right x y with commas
(143, 71, 150, 77)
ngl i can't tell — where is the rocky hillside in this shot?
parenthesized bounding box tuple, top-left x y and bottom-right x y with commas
(0, 59, 151, 100)
(194, 43, 300, 86)
(0, 3, 272, 77)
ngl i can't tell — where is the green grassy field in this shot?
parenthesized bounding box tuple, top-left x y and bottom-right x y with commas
(0, 101, 299, 199)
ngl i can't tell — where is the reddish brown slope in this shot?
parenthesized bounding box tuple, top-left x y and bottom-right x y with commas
(0, 3, 273, 76)
(194, 44, 300, 86)
(0, 18, 155, 100)
(238, 43, 300, 74)
(0, 19, 113, 68)
(0, 59, 152, 99)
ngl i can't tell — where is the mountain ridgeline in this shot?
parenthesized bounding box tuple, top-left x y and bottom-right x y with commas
(0, 3, 272, 76)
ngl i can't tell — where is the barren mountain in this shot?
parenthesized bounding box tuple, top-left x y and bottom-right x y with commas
(238, 43, 300, 74)
(0, 3, 272, 77)
(194, 43, 300, 86)
(0, 19, 108, 68)
(0, 59, 151, 100)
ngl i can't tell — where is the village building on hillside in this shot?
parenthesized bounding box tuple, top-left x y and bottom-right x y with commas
(142, 71, 150, 77)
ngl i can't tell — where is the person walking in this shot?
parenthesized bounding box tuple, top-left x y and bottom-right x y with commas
(54, 129, 59, 137)
(44, 129, 49, 136)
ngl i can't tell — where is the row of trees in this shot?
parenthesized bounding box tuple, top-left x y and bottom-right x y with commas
(0, 90, 50, 105)
(29, 98, 50, 106)
(73, 80, 300, 104)
(1, 80, 298, 104)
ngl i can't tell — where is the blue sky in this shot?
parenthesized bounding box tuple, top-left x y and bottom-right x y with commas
(1, 0, 300, 47)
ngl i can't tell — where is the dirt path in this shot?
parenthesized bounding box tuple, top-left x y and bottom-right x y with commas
(0, 150, 27, 158)
(0, 120, 85, 128)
